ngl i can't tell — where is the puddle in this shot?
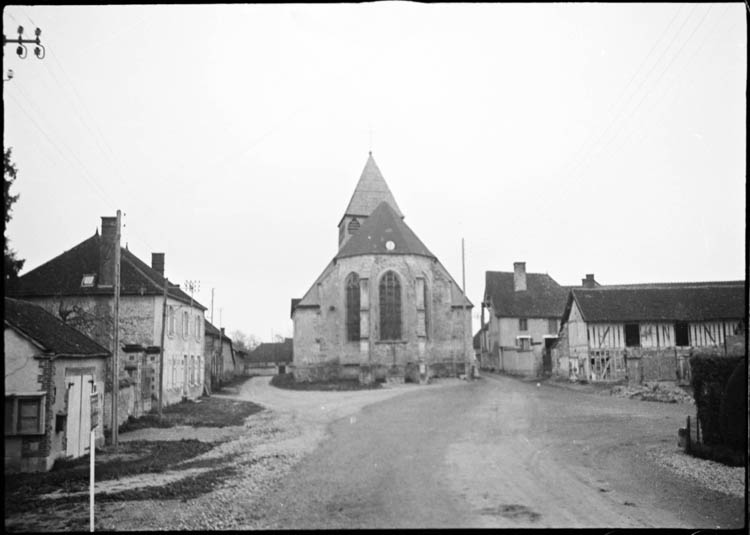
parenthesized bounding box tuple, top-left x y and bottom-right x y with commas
(478, 504, 541, 522)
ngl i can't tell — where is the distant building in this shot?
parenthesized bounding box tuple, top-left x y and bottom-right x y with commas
(8, 216, 207, 430)
(290, 153, 473, 383)
(204, 320, 237, 391)
(557, 280, 746, 383)
(480, 263, 584, 377)
(245, 338, 293, 376)
(5, 298, 110, 472)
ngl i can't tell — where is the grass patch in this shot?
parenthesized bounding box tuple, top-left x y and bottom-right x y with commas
(5, 439, 217, 515)
(213, 374, 252, 394)
(270, 372, 382, 391)
(118, 396, 264, 433)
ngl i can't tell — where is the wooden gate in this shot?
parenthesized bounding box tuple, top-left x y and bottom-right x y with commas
(66, 374, 93, 458)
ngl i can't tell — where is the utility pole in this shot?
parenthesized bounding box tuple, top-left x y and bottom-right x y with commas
(3, 25, 46, 58)
(3, 26, 45, 82)
(210, 288, 215, 324)
(462, 238, 470, 379)
(111, 210, 121, 448)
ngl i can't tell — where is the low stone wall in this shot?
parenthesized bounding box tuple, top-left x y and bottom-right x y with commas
(292, 359, 466, 384)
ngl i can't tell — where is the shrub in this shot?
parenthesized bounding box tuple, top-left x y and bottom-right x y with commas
(690, 354, 744, 446)
(719, 359, 748, 452)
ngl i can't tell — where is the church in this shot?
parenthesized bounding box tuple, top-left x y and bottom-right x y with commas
(290, 153, 473, 383)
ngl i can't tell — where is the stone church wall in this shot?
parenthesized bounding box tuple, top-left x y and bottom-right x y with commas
(292, 254, 472, 380)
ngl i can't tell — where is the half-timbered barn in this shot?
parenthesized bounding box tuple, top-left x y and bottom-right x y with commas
(290, 153, 473, 383)
(556, 281, 745, 384)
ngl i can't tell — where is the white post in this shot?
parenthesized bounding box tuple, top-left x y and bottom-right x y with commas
(89, 428, 95, 531)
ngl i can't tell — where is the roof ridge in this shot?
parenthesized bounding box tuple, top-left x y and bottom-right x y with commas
(335, 201, 434, 260)
(19, 234, 98, 279)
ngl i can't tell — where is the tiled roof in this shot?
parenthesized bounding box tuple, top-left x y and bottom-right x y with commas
(9, 234, 206, 310)
(204, 320, 231, 341)
(336, 202, 435, 260)
(565, 283, 746, 323)
(4, 297, 110, 357)
(247, 338, 293, 364)
(339, 153, 403, 225)
(484, 271, 569, 318)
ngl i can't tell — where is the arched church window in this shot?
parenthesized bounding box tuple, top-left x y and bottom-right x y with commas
(379, 271, 401, 340)
(346, 273, 360, 341)
(347, 218, 360, 234)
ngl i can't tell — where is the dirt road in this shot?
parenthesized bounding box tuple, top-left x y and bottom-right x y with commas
(250, 373, 745, 529)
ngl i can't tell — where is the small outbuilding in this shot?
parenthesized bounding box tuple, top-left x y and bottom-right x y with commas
(4, 298, 110, 472)
(246, 338, 293, 376)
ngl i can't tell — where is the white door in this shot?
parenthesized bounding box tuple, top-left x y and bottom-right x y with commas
(65, 374, 93, 458)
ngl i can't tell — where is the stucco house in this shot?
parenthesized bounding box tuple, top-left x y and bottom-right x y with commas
(5, 298, 110, 472)
(204, 320, 236, 391)
(557, 280, 746, 383)
(8, 216, 207, 430)
(246, 338, 293, 376)
(290, 153, 473, 383)
(479, 263, 582, 376)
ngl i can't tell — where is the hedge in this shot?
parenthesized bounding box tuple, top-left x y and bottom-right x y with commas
(719, 359, 748, 452)
(689, 354, 744, 447)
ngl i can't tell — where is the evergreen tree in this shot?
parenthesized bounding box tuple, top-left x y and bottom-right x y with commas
(4, 148, 25, 287)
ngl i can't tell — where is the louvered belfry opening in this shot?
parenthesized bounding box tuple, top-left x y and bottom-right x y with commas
(379, 270, 401, 340)
(346, 273, 360, 341)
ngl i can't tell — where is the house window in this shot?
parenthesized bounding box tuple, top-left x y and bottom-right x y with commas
(168, 306, 176, 337)
(346, 273, 360, 341)
(81, 274, 96, 287)
(5, 394, 46, 436)
(347, 218, 361, 235)
(624, 323, 640, 347)
(379, 270, 401, 340)
(182, 311, 189, 338)
(675, 322, 690, 347)
(517, 336, 531, 351)
(519, 318, 528, 331)
(195, 316, 201, 341)
(548, 319, 558, 334)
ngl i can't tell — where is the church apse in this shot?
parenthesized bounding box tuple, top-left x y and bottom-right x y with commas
(291, 154, 472, 383)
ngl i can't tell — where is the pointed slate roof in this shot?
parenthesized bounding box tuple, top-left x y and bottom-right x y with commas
(339, 153, 403, 226)
(336, 201, 435, 260)
(4, 297, 111, 357)
(9, 234, 206, 310)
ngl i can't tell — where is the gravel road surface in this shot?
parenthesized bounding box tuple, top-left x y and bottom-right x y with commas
(250, 373, 745, 529)
(89, 374, 744, 530)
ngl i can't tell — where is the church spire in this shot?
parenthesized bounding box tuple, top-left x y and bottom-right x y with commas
(341, 153, 403, 222)
(337, 153, 404, 249)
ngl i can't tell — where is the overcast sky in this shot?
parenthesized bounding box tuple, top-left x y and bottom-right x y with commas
(3, 3, 746, 342)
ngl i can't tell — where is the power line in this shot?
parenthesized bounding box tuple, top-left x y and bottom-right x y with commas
(558, 5, 687, 179)
(6, 91, 119, 211)
(561, 5, 704, 185)
(593, 4, 730, 165)
(577, 4, 716, 178)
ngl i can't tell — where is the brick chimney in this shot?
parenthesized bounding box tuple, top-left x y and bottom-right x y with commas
(582, 274, 597, 288)
(151, 253, 165, 277)
(98, 216, 119, 287)
(513, 262, 527, 292)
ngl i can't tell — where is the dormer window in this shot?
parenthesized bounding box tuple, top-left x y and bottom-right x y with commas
(81, 274, 96, 287)
(347, 218, 360, 234)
